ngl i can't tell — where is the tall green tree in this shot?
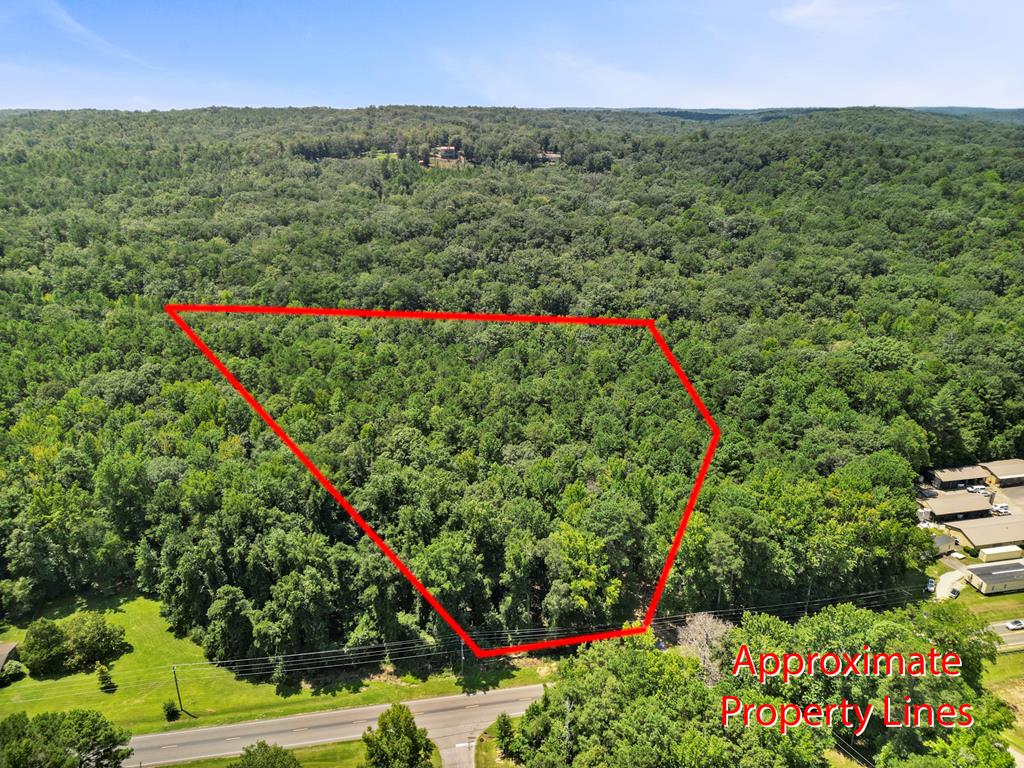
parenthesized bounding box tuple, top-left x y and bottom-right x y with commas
(0, 709, 132, 768)
(360, 704, 434, 768)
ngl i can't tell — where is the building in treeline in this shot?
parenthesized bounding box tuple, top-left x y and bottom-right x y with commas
(980, 459, 1024, 488)
(930, 465, 988, 491)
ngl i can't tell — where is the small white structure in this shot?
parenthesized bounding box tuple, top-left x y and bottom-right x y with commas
(979, 544, 1023, 563)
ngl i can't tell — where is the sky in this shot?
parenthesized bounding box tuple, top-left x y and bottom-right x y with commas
(0, 0, 1021, 110)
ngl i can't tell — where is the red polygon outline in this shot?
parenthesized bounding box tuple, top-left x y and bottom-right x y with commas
(165, 304, 720, 658)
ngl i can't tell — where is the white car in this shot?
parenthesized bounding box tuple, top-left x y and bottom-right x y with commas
(1005, 620, 1024, 631)
(967, 485, 988, 494)
(993, 503, 1010, 513)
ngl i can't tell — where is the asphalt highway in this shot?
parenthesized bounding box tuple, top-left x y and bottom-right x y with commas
(128, 683, 545, 768)
(990, 621, 1024, 649)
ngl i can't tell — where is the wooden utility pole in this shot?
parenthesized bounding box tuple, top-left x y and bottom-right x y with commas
(172, 665, 183, 711)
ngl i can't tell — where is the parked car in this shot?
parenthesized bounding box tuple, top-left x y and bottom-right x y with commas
(967, 485, 988, 494)
(924, 579, 936, 593)
(1005, 619, 1024, 631)
(949, 587, 961, 599)
(993, 503, 1010, 513)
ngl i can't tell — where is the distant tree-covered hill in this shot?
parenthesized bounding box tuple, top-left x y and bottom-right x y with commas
(0, 106, 1021, 662)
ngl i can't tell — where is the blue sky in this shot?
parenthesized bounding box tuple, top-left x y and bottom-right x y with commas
(1, 0, 1021, 110)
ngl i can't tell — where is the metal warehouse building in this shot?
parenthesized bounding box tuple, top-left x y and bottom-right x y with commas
(930, 466, 989, 491)
(946, 518, 1024, 550)
(920, 493, 992, 522)
(980, 459, 1024, 488)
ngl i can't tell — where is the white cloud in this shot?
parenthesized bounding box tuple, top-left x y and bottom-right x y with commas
(33, 0, 151, 67)
(774, 0, 898, 29)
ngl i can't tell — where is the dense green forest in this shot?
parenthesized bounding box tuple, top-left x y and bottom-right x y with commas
(1, 106, 1022, 669)
(498, 603, 1009, 768)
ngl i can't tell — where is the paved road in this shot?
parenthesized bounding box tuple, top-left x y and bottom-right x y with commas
(990, 621, 1024, 650)
(128, 684, 544, 768)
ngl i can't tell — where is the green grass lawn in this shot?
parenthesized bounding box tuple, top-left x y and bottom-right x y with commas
(984, 652, 1024, 752)
(474, 717, 520, 768)
(926, 560, 954, 579)
(824, 750, 861, 767)
(165, 738, 441, 768)
(0, 596, 553, 735)
(924, 558, 1024, 624)
(955, 587, 1024, 623)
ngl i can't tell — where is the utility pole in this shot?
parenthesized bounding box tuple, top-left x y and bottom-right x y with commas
(172, 665, 183, 712)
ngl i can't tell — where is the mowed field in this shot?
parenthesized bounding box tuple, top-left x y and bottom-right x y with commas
(0, 596, 551, 734)
(170, 738, 441, 768)
(957, 587, 1024, 623)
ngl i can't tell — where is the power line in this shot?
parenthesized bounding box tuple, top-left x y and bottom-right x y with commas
(0, 583, 923, 705)
(166, 583, 923, 674)
(834, 735, 876, 767)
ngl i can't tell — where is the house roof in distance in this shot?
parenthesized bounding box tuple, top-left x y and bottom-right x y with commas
(981, 459, 1024, 480)
(921, 493, 991, 517)
(947, 518, 1024, 548)
(0, 642, 16, 668)
(932, 465, 987, 483)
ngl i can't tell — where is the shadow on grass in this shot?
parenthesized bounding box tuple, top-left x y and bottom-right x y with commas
(27, 644, 136, 682)
(223, 664, 365, 698)
(222, 649, 522, 699)
(307, 668, 368, 698)
(455, 657, 520, 693)
(12, 589, 137, 629)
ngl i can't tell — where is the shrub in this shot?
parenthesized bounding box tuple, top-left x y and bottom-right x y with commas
(227, 741, 300, 768)
(63, 613, 129, 671)
(0, 660, 28, 687)
(19, 618, 69, 675)
(163, 700, 180, 722)
(21, 612, 129, 676)
(96, 662, 116, 693)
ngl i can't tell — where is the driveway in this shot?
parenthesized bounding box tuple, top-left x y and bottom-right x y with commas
(936, 561, 967, 600)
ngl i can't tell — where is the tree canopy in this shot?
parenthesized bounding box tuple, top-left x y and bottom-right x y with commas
(0, 105, 1020, 665)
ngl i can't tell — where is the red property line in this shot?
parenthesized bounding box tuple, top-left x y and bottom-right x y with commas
(165, 303, 652, 327)
(165, 304, 720, 658)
